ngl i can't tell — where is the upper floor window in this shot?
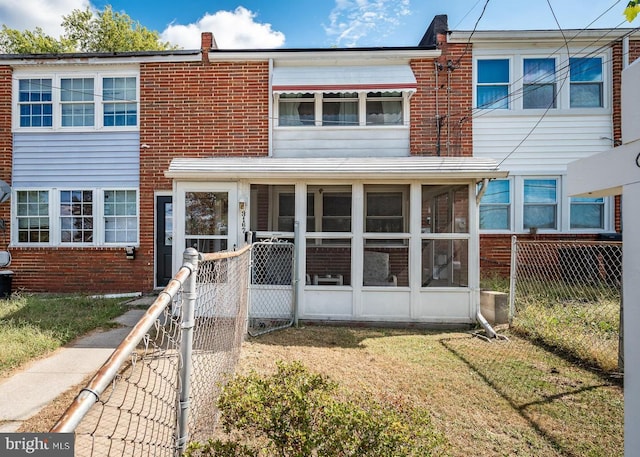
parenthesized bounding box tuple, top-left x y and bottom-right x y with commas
(278, 93, 315, 126)
(103, 77, 138, 126)
(523, 58, 556, 109)
(570, 57, 603, 108)
(366, 92, 403, 125)
(61, 78, 95, 127)
(323, 92, 358, 126)
(277, 92, 407, 127)
(15, 73, 138, 131)
(477, 59, 509, 109)
(19, 79, 53, 127)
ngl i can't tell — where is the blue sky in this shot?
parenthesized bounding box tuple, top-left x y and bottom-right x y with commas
(0, 0, 634, 49)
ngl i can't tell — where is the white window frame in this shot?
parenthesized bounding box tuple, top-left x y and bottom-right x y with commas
(13, 69, 139, 132)
(12, 187, 139, 247)
(473, 50, 610, 113)
(478, 178, 513, 232)
(475, 58, 511, 109)
(275, 91, 411, 128)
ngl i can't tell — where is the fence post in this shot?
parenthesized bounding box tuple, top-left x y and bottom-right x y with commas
(508, 235, 517, 325)
(176, 247, 199, 454)
(293, 220, 300, 328)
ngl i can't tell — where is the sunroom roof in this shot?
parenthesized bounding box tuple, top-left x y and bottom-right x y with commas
(166, 156, 508, 181)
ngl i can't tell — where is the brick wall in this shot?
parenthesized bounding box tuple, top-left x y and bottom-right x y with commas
(410, 41, 473, 157)
(0, 66, 11, 252)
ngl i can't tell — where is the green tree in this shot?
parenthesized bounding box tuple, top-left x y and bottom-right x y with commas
(0, 4, 176, 54)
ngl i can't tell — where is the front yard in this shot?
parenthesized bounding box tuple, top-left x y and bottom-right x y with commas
(235, 326, 622, 457)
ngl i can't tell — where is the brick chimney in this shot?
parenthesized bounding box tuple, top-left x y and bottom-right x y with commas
(201, 32, 218, 63)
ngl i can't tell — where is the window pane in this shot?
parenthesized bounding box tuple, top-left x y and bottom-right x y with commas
(477, 86, 508, 109)
(185, 192, 228, 236)
(366, 92, 403, 125)
(482, 180, 509, 204)
(365, 187, 407, 233)
(480, 206, 510, 230)
(104, 190, 138, 244)
(570, 58, 602, 82)
(524, 205, 556, 229)
(570, 83, 602, 108)
(570, 197, 604, 229)
(279, 94, 315, 126)
(323, 94, 358, 126)
(60, 190, 94, 243)
(306, 238, 351, 286)
(478, 59, 509, 83)
(421, 239, 468, 287)
(524, 59, 555, 83)
(422, 185, 469, 234)
(363, 246, 408, 287)
(524, 180, 556, 203)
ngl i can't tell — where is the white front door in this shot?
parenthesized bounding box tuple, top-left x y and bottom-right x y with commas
(174, 182, 238, 270)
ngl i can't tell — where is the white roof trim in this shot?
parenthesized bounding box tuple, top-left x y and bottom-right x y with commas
(272, 65, 417, 94)
(166, 157, 508, 180)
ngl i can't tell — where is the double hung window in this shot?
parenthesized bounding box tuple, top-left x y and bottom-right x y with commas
(61, 78, 95, 127)
(523, 58, 556, 109)
(323, 92, 358, 126)
(476, 59, 509, 109)
(570, 197, 604, 229)
(19, 79, 53, 127)
(523, 179, 558, 230)
(103, 77, 138, 126)
(479, 179, 511, 230)
(569, 57, 603, 108)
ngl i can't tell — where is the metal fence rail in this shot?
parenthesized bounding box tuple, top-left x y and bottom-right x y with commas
(509, 237, 622, 372)
(51, 245, 252, 456)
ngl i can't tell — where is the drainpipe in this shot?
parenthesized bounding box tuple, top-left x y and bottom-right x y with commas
(474, 178, 503, 339)
(268, 58, 274, 157)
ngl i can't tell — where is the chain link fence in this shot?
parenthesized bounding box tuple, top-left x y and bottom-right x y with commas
(249, 240, 295, 336)
(51, 246, 252, 456)
(509, 238, 623, 373)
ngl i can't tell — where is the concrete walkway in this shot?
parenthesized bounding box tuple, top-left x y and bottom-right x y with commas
(0, 295, 155, 432)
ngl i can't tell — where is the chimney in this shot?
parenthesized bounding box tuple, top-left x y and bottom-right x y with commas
(201, 32, 218, 63)
(418, 15, 448, 48)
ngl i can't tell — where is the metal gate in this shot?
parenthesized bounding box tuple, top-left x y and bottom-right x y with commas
(249, 240, 296, 336)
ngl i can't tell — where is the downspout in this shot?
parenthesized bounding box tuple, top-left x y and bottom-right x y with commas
(474, 178, 503, 339)
(268, 58, 274, 157)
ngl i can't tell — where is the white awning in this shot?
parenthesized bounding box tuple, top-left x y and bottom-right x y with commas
(166, 156, 508, 181)
(272, 65, 417, 94)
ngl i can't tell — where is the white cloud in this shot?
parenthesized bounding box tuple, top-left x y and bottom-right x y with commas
(324, 0, 411, 47)
(161, 6, 285, 50)
(0, 0, 90, 36)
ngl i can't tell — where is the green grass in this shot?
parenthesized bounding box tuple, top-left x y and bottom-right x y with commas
(0, 294, 129, 377)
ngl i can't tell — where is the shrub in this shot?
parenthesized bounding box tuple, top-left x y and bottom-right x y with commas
(185, 361, 447, 456)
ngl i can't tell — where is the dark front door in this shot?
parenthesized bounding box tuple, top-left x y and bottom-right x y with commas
(156, 195, 173, 287)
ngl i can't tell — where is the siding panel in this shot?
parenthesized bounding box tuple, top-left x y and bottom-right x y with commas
(273, 127, 409, 157)
(13, 132, 139, 187)
(473, 113, 613, 173)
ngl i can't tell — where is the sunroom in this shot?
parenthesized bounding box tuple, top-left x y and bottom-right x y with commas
(166, 156, 507, 325)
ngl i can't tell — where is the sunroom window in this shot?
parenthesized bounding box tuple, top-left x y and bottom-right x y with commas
(523, 58, 556, 109)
